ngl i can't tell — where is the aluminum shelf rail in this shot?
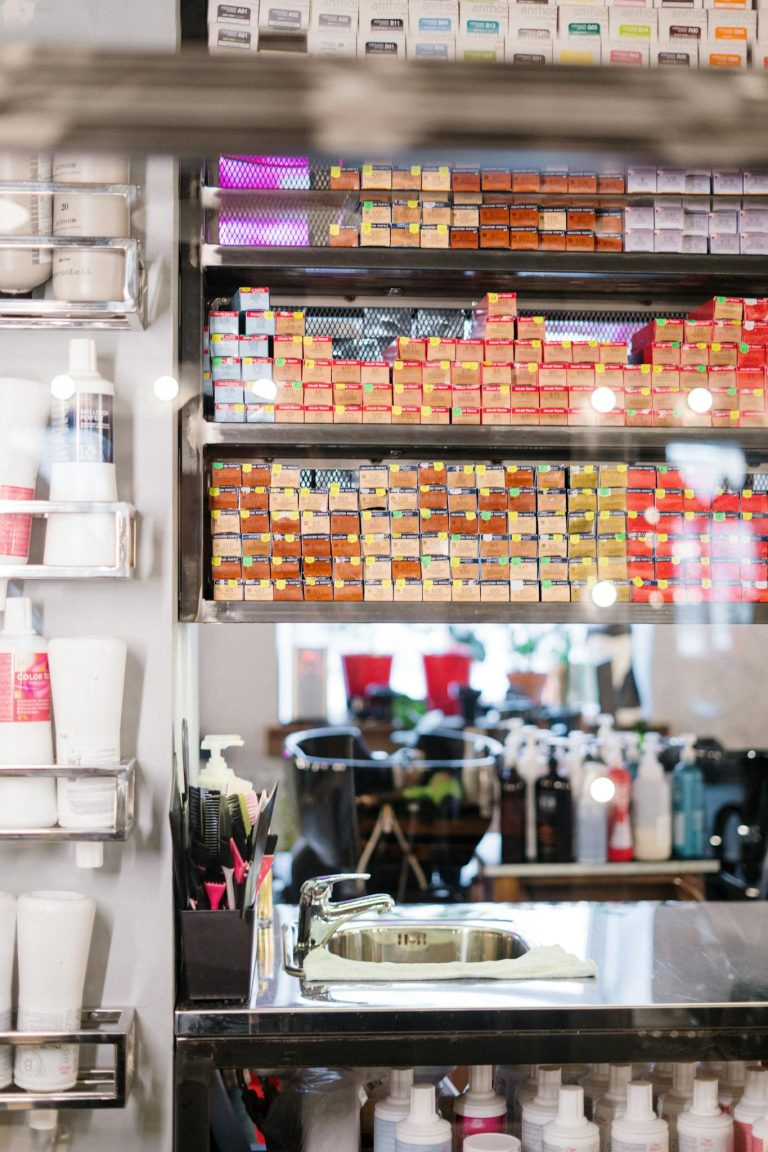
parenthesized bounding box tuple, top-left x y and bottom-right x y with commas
(0, 1009, 135, 1109)
(0, 761, 135, 841)
(4, 48, 768, 164)
(0, 501, 137, 579)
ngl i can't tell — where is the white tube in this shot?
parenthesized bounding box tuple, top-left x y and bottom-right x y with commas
(0, 893, 16, 1090)
(0, 378, 51, 610)
(52, 192, 129, 303)
(14, 891, 95, 1093)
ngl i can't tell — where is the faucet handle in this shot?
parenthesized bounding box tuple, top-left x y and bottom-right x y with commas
(300, 874, 370, 902)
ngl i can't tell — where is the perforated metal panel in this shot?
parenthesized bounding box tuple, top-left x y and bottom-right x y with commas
(299, 468, 358, 489)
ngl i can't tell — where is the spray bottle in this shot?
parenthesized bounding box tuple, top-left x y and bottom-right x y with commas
(198, 735, 253, 795)
(375, 1069, 414, 1152)
(595, 1065, 633, 1152)
(632, 733, 672, 862)
(604, 737, 633, 863)
(732, 1065, 768, 1152)
(395, 1084, 451, 1152)
(676, 1078, 733, 1152)
(543, 1086, 599, 1152)
(611, 1081, 668, 1152)
(454, 1065, 507, 1149)
(522, 1067, 562, 1152)
(671, 735, 705, 859)
(660, 1062, 697, 1152)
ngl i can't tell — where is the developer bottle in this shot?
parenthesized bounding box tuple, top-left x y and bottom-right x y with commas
(0, 154, 52, 294)
(632, 734, 672, 862)
(660, 1063, 697, 1152)
(595, 1064, 633, 1152)
(500, 730, 527, 864)
(732, 1066, 768, 1152)
(611, 1081, 669, 1152)
(522, 1067, 562, 1152)
(375, 1069, 414, 1152)
(576, 764, 610, 864)
(671, 735, 706, 859)
(454, 1065, 507, 1149)
(719, 1064, 746, 1114)
(605, 738, 633, 862)
(395, 1084, 451, 1152)
(543, 1086, 599, 1152)
(536, 749, 573, 864)
(580, 1066, 610, 1123)
(676, 1078, 733, 1152)
(0, 598, 57, 828)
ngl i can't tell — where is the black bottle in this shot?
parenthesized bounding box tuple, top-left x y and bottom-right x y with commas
(500, 762, 526, 864)
(535, 751, 573, 864)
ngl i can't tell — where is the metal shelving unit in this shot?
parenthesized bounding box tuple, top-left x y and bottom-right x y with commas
(0, 761, 136, 841)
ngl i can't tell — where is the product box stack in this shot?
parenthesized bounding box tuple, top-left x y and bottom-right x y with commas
(208, 455, 768, 604)
(208, 0, 768, 67)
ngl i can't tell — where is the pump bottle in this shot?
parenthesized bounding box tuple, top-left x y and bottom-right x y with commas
(199, 734, 253, 795)
(660, 1062, 697, 1152)
(676, 1078, 733, 1152)
(536, 749, 573, 864)
(672, 736, 706, 859)
(375, 1069, 414, 1152)
(605, 738, 633, 862)
(0, 598, 57, 829)
(576, 764, 611, 864)
(751, 1112, 768, 1152)
(518, 731, 543, 862)
(732, 1065, 768, 1152)
(454, 1065, 507, 1149)
(594, 1064, 633, 1152)
(632, 734, 672, 862)
(543, 1086, 599, 1152)
(522, 1067, 562, 1152)
(500, 730, 526, 864)
(611, 1081, 669, 1152)
(395, 1084, 451, 1152)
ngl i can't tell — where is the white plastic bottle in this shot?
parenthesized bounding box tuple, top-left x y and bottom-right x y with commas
(676, 1078, 733, 1152)
(375, 1069, 414, 1152)
(652, 1066, 675, 1111)
(0, 598, 57, 828)
(395, 1084, 452, 1152)
(522, 1067, 562, 1152)
(518, 731, 544, 862)
(612, 1081, 669, 1152)
(543, 1086, 599, 1152)
(661, 1063, 697, 1152)
(199, 734, 254, 794)
(516, 1067, 541, 1120)
(751, 1111, 768, 1152)
(0, 376, 50, 610)
(464, 1138, 521, 1152)
(576, 763, 611, 864)
(719, 1064, 747, 1114)
(595, 1065, 633, 1152)
(581, 1066, 611, 1122)
(733, 1066, 768, 1152)
(52, 155, 130, 303)
(45, 339, 118, 569)
(632, 734, 672, 862)
(0, 154, 52, 293)
(454, 1066, 507, 1148)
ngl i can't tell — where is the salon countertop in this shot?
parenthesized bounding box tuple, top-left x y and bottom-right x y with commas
(175, 901, 768, 1061)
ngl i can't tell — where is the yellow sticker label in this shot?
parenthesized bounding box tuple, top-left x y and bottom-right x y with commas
(331, 166, 341, 177)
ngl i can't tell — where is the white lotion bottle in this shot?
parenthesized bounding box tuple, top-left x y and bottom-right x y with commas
(581, 1066, 611, 1123)
(48, 636, 127, 867)
(52, 155, 130, 303)
(751, 1112, 768, 1152)
(14, 890, 96, 1092)
(0, 154, 52, 294)
(375, 1069, 415, 1152)
(395, 1084, 452, 1152)
(632, 735, 672, 862)
(732, 1066, 768, 1152)
(661, 1064, 697, 1152)
(612, 1081, 669, 1152)
(543, 1086, 600, 1152)
(676, 1078, 733, 1152)
(0, 893, 16, 1089)
(0, 376, 50, 610)
(455, 1065, 508, 1148)
(45, 338, 117, 569)
(522, 1067, 563, 1152)
(595, 1065, 633, 1152)
(0, 598, 57, 828)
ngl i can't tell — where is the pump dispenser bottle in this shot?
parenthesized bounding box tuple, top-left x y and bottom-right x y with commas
(672, 736, 705, 859)
(660, 1063, 697, 1152)
(454, 1065, 507, 1149)
(522, 1067, 562, 1152)
(632, 734, 672, 861)
(580, 1066, 611, 1122)
(500, 729, 526, 864)
(395, 1084, 451, 1152)
(198, 734, 253, 795)
(518, 731, 542, 862)
(0, 598, 57, 829)
(536, 749, 573, 864)
(611, 1081, 668, 1152)
(719, 1064, 747, 1113)
(543, 1086, 599, 1152)
(605, 738, 633, 862)
(676, 1078, 733, 1152)
(576, 763, 610, 864)
(732, 1066, 768, 1152)
(375, 1069, 414, 1152)
(595, 1064, 633, 1152)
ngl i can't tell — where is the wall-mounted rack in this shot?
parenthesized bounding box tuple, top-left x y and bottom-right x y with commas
(0, 761, 135, 841)
(0, 501, 137, 580)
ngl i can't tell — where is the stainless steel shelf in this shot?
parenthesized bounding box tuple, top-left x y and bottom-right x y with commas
(0, 761, 135, 841)
(199, 601, 767, 624)
(0, 500, 136, 579)
(0, 1008, 135, 1109)
(482, 860, 721, 879)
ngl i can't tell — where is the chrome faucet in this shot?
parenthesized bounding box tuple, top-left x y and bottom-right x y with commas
(287, 873, 395, 974)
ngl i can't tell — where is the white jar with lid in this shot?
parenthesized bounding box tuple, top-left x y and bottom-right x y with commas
(0, 154, 52, 293)
(52, 154, 130, 303)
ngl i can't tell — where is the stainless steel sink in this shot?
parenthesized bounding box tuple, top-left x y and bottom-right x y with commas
(325, 922, 529, 965)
